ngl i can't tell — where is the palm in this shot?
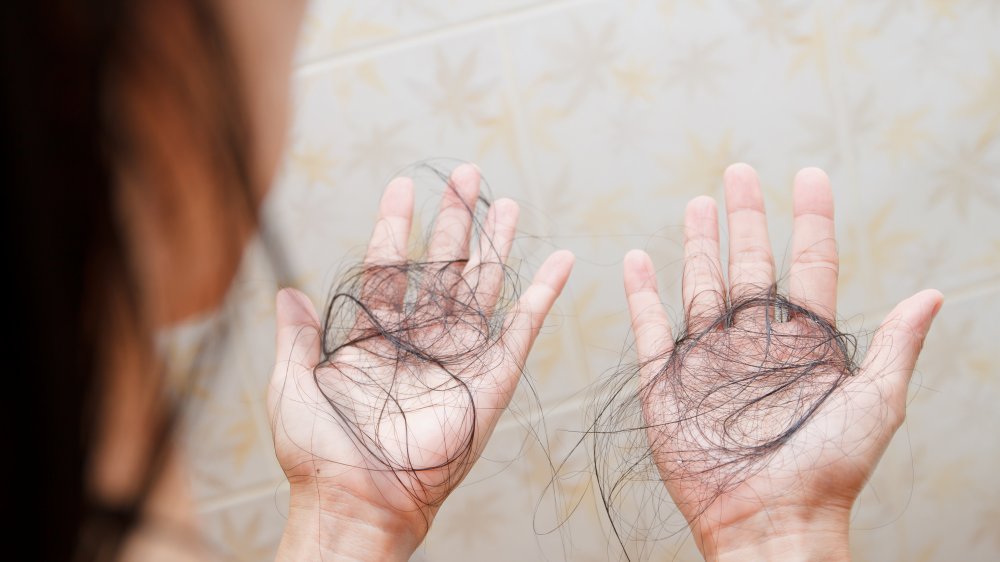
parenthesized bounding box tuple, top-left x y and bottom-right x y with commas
(623, 164, 941, 553)
(647, 344, 885, 527)
(268, 165, 573, 534)
(272, 316, 516, 515)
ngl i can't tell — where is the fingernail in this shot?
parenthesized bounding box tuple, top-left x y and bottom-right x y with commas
(931, 296, 943, 318)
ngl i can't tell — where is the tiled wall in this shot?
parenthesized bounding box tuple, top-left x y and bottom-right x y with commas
(183, 1, 1000, 560)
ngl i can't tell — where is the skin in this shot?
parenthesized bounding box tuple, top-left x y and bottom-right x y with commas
(623, 163, 943, 561)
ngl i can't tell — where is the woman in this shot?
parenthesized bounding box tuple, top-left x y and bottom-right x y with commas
(1, 1, 940, 561)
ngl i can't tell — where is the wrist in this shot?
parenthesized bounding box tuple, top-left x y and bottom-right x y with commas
(276, 482, 423, 562)
(711, 531, 850, 562)
(696, 505, 851, 562)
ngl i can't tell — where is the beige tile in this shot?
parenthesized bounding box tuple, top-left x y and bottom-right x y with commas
(198, 492, 288, 562)
(180, 2, 1000, 561)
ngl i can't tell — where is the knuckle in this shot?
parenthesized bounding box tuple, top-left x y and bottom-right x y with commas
(734, 244, 774, 265)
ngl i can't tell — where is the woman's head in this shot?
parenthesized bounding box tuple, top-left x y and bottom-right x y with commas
(1, 0, 304, 558)
(110, 0, 306, 325)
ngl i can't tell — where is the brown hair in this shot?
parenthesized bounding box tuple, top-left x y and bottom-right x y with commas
(0, 1, 259, 559)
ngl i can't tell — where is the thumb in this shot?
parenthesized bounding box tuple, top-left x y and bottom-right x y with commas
(274, 287, 322, 371)
(858, 289, 943, 423)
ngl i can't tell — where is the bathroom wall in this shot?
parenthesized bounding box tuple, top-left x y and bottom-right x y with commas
(182, 1, 1000, 560)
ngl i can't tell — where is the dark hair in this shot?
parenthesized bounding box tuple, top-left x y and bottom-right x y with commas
(584, 287, 859, 560)
(0, 1, 259, 559)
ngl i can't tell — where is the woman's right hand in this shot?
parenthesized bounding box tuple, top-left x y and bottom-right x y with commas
(623, 164, 942, 561)
(268, 165, 574, 562)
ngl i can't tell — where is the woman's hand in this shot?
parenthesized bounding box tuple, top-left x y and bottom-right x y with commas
(623, 164, 942, 562)
(269, 165, 574, 562)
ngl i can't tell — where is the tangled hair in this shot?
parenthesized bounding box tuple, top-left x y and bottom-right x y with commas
(590, 286, 860, 559)
(309, 163, 524, 507)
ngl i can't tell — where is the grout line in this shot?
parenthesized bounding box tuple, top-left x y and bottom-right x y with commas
(295, 0, 599, 76)
(198, 478, 289, 514)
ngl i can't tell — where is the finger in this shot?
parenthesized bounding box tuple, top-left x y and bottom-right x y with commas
(788, 167, 838, 321)
(364, 177, 415, 264)
(724, 163, 775, 301)
(459, 198, 519, 314)
(470, 252, 570, 439)
(855, 289, 944, 424)
(682, 196, 725, 329)
(426, 163, 481, 264)
(624, 250, 674, 388)
(269, 288, 322, 421)
(274, 288, 322, 368)
(502, 250, 575, 372)
(361, 177, 414, 309)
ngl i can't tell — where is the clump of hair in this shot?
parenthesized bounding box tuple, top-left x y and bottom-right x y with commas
(310, 162, 523, 507)
(589, 286, 860, 559)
